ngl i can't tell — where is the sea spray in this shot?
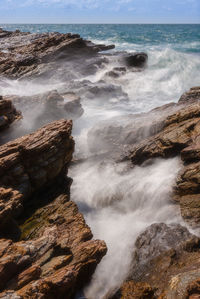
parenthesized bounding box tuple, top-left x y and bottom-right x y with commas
(70, 158, 183, 298)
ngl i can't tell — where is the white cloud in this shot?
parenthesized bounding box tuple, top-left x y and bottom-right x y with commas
(6, 0, 135, 9)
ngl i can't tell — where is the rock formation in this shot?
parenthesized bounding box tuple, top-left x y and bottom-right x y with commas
(110, 87, 200, 298)
(113, 223, 200, 299)
(123, 52, 148, 68)
(0, 119, 107, 298)
(0, 28, 115, 79)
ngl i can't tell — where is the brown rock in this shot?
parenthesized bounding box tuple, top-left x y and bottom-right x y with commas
(0, 195, 107, 298)
(178, 86, 200, 105)
(0, 29, 114, 79)
(0, 118, 107, 298)
(114, 223, 200, 299)
(129, 102, 200, 164)
(0, 97, 21, 131)
(0, 119, 74, 232)
(116, 86, 200, 227)
(112, 281, 155, 299)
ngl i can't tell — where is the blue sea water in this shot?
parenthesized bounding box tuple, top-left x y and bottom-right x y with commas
(1, 24, 200, 53)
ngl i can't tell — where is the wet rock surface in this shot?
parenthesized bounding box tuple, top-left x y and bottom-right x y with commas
(124, 52, 148, 68)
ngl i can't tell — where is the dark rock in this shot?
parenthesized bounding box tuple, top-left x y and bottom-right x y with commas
(115, 223, 200, 299)
(0, 97, 21, 131)
(124, 52, 148, 68)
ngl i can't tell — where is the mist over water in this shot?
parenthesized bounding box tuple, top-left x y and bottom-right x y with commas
(1, 24, 200, 298)
(70, 158, 183, 298)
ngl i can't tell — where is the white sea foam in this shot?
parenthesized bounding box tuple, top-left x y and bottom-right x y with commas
(70, 158, 183, 298)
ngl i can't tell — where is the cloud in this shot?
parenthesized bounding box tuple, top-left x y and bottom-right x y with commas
(4, 0, 135, 10)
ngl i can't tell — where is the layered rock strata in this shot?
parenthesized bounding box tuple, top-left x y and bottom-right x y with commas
(113, 223, 200, 299)
(0, 119, 107, 298)
(0, 28, 115, 79)
(109, 87, 200, 298)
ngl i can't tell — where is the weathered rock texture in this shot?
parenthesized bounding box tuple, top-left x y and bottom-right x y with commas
(0, 119, 74, 229)
(113, 223, 200, 299)
(0, 193, 107, 299)
(110, 87, 200, 298)
(0, 119, 107, 298)
(112, 281, 155, 299)
(0, 96, 21, 131)
(122, 87, 200, 227)
(0, 28, 114, 79)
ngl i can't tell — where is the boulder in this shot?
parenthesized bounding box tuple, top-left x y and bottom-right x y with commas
(124, 52, 148, 68)
(114, 223, 200, 299)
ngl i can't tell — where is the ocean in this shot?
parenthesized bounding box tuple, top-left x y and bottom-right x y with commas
(1, 24, 200, 298)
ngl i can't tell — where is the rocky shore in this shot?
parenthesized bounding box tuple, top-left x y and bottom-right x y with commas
(0, 28, 200, 299)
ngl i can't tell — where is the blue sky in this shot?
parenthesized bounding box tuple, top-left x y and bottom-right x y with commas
(0, 0, 199, 23)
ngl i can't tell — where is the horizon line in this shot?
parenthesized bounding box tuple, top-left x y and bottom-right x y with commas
(1, 22, 200, 25)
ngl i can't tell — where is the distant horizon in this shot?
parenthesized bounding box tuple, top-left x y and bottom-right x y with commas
(1, 23, 200, 25)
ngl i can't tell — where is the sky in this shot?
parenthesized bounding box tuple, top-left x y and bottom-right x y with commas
(0, 0, 199, 23)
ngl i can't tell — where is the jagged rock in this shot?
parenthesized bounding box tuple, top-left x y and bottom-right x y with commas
(0, 119, 74, 232)
(0, 97, 21, 131)
(178, 86, 200, 105)
(0, 198, 107, 298)
(129, 101, 200, 164)
(0, 118, 107, 298)
(114, 223, 200, 299)
(61, 92, 84, 119)
(133, 223, 193, 267)
(0, 29, 114, 79)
